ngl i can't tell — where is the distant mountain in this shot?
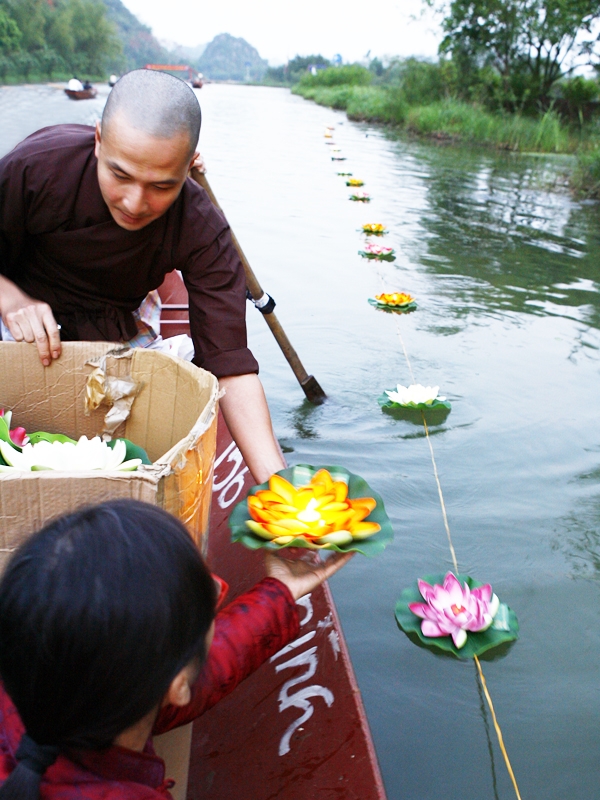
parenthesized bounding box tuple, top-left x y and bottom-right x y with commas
(165, 42, 207, 62)
(100, 3, 266, 82)
(102, 0, 173, 70)
(198, 33, 268, 81)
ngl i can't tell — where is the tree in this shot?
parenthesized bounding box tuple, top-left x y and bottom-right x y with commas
(68, 0, 120, 75)
(1, 0, 46, 52)
(428, 0, 600, 109)
(0, 6, 21, 54)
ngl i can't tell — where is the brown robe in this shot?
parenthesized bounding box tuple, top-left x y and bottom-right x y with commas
(0, 124, 258, 377)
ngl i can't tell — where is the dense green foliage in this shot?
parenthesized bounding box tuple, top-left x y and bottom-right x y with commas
(298, 64, 372, 88)
(0, 0, 121, 81)
(264, 54, 330, 86)
(431, 0, 600, 111)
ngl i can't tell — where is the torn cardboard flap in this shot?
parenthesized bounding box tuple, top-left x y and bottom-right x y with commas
(85, 354, 141, 436)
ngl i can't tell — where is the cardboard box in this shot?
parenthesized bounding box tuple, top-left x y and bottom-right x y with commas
(0, 341, 219, 570)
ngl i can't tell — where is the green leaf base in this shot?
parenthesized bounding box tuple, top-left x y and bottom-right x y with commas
(359, 252, 396, 262)
(395, 573, 519, 660)
(378, 393, 451, 425)
(368, 298, 416, 312)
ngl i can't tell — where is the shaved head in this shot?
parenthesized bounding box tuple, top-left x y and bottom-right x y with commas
(102, 69, 201, 156)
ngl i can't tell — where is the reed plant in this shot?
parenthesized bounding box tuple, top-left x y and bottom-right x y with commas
(573, 147, 600, 198)
(405, 100, 573, 153)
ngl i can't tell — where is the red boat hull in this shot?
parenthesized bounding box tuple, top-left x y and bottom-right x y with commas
(158, 271, 386, 799)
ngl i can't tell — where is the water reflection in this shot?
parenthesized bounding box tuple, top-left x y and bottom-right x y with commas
(554, 463, 600, 581)
(406, 144, 600, 330)
(287, 399, 322, 440)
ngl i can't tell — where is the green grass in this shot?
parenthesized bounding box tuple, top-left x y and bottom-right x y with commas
(293, 85, 407, 124)
(0, 71, 106, 86)
(405, 100, 572, 153)
(294, 83, 582, 153)
(573, 147, 600, 197)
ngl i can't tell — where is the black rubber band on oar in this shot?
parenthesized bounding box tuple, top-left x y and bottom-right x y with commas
(246, 289, 276, 315)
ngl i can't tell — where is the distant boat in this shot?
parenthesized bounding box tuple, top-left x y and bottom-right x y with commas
(64, 87, 97, 100)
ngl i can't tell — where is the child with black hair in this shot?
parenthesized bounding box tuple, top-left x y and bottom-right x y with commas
(0, 499, 352, 799)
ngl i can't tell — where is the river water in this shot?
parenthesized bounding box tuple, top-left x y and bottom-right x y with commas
(2, 82, 600, 799)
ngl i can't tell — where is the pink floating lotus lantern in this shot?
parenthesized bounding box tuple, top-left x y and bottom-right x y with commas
(359, 242, 396, 261)
(408, 572, 500, 649)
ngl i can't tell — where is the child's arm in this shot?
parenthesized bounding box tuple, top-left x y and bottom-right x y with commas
(153, 577, 299, 734)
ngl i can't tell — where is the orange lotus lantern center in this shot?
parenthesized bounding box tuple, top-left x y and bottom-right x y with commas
(296, 498, 323, 524)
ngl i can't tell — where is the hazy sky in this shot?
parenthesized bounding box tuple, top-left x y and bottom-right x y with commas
(121, 0, 443, 65)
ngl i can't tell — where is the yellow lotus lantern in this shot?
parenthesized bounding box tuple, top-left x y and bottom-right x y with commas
(247, 470, 379, 547)
(375, 292, 415, 307)
(229, 465, 394, 554)
(361, 223, 388, 235)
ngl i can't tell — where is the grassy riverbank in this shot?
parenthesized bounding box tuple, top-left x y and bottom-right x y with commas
(293, 83, 587, 153)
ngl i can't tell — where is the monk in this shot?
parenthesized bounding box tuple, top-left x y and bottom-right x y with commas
(0, 69, 285, 483)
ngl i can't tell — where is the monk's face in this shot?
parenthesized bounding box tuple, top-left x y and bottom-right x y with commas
(95, 116, 197, 231)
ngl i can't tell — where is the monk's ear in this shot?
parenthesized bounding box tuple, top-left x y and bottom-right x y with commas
(94, 121, 102, 157)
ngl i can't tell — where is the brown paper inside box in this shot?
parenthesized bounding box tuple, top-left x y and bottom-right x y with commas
(0, 341, 219, 572)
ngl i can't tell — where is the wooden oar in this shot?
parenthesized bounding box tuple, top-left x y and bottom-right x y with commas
(191, 168, 327, 405)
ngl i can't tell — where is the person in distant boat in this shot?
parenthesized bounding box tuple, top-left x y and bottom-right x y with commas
(0, 500, 353, 799)
(67, 77, 84, 91)
(108, 74, 118, 87)
(0, 69, 285, 483)
(82, 80, 92, 91)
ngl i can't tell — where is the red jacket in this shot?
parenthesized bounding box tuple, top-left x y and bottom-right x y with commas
(0, 578, 299, 798)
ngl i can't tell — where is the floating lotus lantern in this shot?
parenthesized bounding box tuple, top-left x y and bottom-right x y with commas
(359, 242, 395, 261)
(369, 292, 416, 311)
(361, 223, 388, 236)
(350, 191, 370, 202)
(395, 572, 519, 659)
(229, 464, 394, 555)
(346, 178, 364, 187)
(0, 436, 143, 472)
(379, 384, 451, 410)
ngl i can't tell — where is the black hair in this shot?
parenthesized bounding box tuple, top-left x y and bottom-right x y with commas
(102, 69, 201, 156)
(0, 500, 216, 798)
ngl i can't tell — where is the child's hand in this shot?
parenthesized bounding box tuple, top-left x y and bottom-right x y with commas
(264, 550, 355, 600)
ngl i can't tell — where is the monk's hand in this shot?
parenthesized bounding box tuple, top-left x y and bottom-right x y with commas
(0, 276, 61, 366)
(265, 550, 355, 601)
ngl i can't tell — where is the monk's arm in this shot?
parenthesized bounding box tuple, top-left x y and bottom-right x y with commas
(219, 373, 286, 484)
(0, 274, 61, 366)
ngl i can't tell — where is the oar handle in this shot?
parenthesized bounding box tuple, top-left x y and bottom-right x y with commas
(191, 168, 327, 405)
